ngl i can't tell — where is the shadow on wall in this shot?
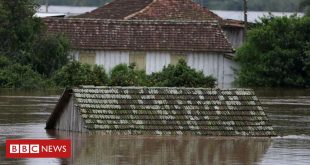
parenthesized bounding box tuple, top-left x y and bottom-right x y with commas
(48, 130, 272, 165)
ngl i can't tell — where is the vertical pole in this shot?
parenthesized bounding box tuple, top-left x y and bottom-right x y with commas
(46, 0, 49, 13)
(243, 0, 248, 37)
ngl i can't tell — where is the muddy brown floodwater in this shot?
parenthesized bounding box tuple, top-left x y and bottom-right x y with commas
(0, 88, 309, 165)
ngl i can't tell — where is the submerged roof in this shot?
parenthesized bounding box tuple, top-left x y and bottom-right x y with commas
(44, 18, 233, 52)
(46, 86, 275, 136)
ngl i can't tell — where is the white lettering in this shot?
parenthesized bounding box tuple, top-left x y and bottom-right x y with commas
(30, 144, 39, 153)
(20, 144, 29, 153)
(10, 144, 19, 153)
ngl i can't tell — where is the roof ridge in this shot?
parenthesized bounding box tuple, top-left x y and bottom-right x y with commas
(47, 17, 220, 24)
(124, 0, 158, 20)
(74, 86, 254, 91)
(128, 0, 222, 21)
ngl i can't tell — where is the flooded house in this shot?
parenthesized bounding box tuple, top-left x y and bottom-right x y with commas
(45, 18, 235, 88)
(44, 0, 245, 88)
(46, 86, 275, 137)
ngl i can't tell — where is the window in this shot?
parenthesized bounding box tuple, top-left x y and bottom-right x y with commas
(79, 51, 96, 65)
(129, 52, 146, 70)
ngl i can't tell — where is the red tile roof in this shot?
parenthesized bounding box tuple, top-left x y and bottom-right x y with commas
(76, 0, 220, 21)
(127, 0, 222, 21)
(77, 0, 154, 19)
(44, 18, 233, 53)
(75, 0, 243, 27)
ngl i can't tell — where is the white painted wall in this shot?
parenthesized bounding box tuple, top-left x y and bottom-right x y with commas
(74, 50, 237, 88)
(70, 51, 79, 61)
(146, 52, 171, 74)
(187, 53, 237, 88)
(223, 56, 238, 88)
(96, 51, 129, 72)
(223, 28, 244, 48)
(188, 53, 222, 87)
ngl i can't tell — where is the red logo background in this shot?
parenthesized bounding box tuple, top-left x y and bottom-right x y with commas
(6, 139, 71, 158)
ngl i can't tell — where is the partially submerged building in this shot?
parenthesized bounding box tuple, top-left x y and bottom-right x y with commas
(46, 86, 275, 137)
(44, 0, 246, 88)
(45, 19, 235, 88)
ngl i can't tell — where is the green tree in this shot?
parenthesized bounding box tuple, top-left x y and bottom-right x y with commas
(0, 0, 42, 55)
(52, 61, 109, 87)
(26, 34, 70, 76)
(300, 0, 310, 16)
(0, 0, 71, 90)
(109, 63, 148, 86)
(0, 57, 49, 89)
(148, 59, 216, 88)
(235, 16, 310, 87)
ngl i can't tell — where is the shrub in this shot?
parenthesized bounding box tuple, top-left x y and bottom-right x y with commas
(235, 16, 310, 87)
(27, 34, 70, 77)
(0, 63, 48, 89)
(0, 55, 11, 68)
(109, 63, 148, 86)
(148, 59, 216, 88)
(52, 61, 108, 87)
(0, 0, 42, 53)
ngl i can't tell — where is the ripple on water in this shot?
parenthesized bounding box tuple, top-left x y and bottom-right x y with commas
(273, 135, 310, 140)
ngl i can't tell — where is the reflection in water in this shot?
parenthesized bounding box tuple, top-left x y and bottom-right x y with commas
(0, 88, 310, 165)
(49, 131, 271, 165)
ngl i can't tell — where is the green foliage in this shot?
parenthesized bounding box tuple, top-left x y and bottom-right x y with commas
(0, 55, 11, 68)
(26, 34, 70, 76)
(0, 0, 42, 54)
(52, 60, 216, 88)
(52, 61, 109, 87)
(148, 59, 216, 88)
(235, 16, 310, 87)
(109, 63, 148, 86)
(0, 0, 71, 89)
(300, 0, 310, 16)
(0, 63, 49, 89)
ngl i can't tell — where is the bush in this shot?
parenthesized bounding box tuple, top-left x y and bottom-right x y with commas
(27, 34, 70, 76)
(148, 59, 216, 88)
(0, 63, 49, 89)
(52, 61, 109, 87)
(235, 16, 310, 88)
(109, 63, 148, 86)
(0, 0, 42, 53)
(0, 55, 11, 68)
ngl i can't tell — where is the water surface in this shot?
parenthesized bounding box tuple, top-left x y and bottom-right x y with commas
(0, 88, 309, 165)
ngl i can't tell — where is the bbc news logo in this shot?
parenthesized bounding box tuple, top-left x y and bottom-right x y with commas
(6, 139, 71, 158)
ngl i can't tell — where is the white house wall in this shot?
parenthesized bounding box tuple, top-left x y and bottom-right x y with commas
(223, 28, 244, 48)
(74, 50, 236, 88)
(188, 53, 225, 88)
(223, 56, 238, 88)
(146, 52, 170, 74)
(96, 51, 129, 72)
(70, 51, 80, 61)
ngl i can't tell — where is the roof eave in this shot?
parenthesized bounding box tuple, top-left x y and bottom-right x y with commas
(72, 47, 234, 53)
(45, 88, 73, 129)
